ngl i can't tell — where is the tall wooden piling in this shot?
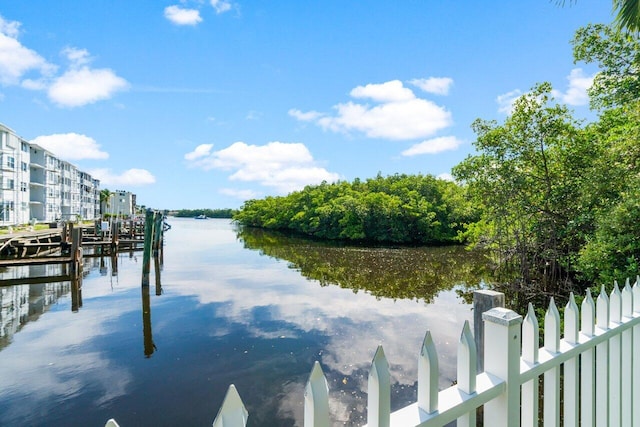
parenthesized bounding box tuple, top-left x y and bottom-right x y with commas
(71, 227, 83, 277)
(141, 209, 154, 286)
(154, 256, 162, 296)
(152, 212, 163, 257)
(110, 220, 119, 254)
(71, 275, 83, 312)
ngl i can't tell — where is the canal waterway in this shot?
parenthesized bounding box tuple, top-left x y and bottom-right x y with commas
(0, 218, 490, 426)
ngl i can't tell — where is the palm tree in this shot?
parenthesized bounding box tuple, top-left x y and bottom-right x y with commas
(558, 1, 639, 33)
(613, 0, 640, 33)
(99, 189, 112, 217)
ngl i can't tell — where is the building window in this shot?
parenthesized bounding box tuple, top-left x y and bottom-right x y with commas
(7, 156, 15, 169)
(20, 182, 27, 192)
(3, 178, 15, 190)
(21, 141, 28, 152)
(0, 202, 13, 221)
(21, 161, 27, 171)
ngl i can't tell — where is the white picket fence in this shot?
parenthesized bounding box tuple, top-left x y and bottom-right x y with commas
(106, 276, 640, 427)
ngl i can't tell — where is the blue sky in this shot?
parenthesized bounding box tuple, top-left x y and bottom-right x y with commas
(0, 1, 613, 210)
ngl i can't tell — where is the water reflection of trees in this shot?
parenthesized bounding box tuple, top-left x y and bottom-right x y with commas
(236, 226, 493, 303)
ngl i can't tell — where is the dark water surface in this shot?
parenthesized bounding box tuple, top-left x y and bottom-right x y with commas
(0, 218, 489, 426)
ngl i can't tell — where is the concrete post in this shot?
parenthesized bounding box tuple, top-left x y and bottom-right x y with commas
(473, 290, 504, 372)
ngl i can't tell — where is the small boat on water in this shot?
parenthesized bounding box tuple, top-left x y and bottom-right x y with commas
(194, 214, 208, 219)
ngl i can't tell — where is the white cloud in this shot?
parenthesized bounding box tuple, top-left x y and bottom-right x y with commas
(219, 188, 259, 200)
(0, 24, 55, 86)
(288, 109, 324, 122)
(0, 16, 126, 108)
(401, 136, 463, 156)
(48, 66, 129, 107)
(164, 5, 203, 25)
(210, 0, 232, 14)
(184, 143, 214, 161)
(89, 168, 156, 187)
(496, 89, 522, 114)
(185, 141, 339, 193)
(350, 80, 415, 102)
(555, 68, 594, 106)
(409, 77, 454, 95)
(30, 133, 109, 161)
(0, 15, 21, 38)
(62, 47, 91, 67)
(291, 80, 452, 140)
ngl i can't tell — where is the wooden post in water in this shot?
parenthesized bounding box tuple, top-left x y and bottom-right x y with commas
(62, 222, 68, 244)
(154, 256, 162, 296)
(71, 227, 83, 277)
(110, 220, 119, 254)
(71, 275, 82, 312)
(141, 209, 154, 286)
(152, 212, 163, 257)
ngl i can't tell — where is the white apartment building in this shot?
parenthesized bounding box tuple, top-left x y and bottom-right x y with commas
(0, 125, 32, 225)
(1, 123, 102, 226)
(103, 190, 136, 217)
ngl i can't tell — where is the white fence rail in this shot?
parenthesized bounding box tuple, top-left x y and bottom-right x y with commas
(106, 276, 640, 426)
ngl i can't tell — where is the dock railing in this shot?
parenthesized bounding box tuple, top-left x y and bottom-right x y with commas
(106, 276, 640, 426)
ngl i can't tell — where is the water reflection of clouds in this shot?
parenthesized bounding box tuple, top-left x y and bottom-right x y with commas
(0, 293, 137, 423)
(165, 258, 470, 383)
(0, 256, 148, 423)
(0, 218, 473, 426)
(162, 220, 472, 423)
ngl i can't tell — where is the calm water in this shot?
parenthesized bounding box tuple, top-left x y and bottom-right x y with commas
(0, 218, 490, 426)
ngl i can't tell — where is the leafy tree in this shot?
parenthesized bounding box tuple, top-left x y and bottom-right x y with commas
(572, 23, 640, 109)
(233, 174, 475, 245)
(453, 83, 591, 291)
(574, 100, 640, 284)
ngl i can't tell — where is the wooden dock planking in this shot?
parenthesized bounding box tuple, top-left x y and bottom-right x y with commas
(0, 275, 73, 287)
(0, 256, 73, 267)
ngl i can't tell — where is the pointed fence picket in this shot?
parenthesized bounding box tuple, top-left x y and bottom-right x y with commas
(108, 276, 640, 427)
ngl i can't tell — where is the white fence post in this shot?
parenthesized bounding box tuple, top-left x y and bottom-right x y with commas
(456, 320, 477, 427)
(609, 282, 622, 427)
(482, 307, 522, 427)
(212, 385, 248, 427)
(633, 276, 640, 427)
(543, 297, 560, 427)
(564, 293, 579, 427)
(621, 279, 633, 427)
(521, 303, 539, 427)
(581, 289, 596, 427)
(304, 361, 330, 427)
(367, 345, 390, 427)
(596, 285, 610, 427)
(418, 331, 438, 414)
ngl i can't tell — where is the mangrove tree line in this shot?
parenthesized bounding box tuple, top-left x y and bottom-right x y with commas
(233, 173, 476, 245)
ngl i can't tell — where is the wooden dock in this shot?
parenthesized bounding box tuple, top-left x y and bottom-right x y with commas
(0, 213, 166, 286)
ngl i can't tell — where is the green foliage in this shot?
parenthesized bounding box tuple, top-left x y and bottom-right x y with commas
(173, 208, 236, 218)
(233, 174, 477, 245)
(453, 83, 590, 290)
(612, 0, 640, 33)
(573, 23, 640, 109)
(454, 24, 640, 291)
